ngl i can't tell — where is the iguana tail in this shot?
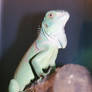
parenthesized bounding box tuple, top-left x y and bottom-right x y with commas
(8, 79, 20, 92)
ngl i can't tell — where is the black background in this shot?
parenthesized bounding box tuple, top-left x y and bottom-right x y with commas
(0, 0, 92, 91)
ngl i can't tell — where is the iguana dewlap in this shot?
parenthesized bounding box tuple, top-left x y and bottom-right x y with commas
(8, 10, 70, 92)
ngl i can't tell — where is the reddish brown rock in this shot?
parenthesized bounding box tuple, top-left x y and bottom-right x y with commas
(25, 64, 92, 92)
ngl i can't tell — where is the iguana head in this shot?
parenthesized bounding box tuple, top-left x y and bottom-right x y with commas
(41, 10, 70, 48)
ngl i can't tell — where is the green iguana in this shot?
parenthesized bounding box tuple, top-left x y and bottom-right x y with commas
(8, 10, 70, 92)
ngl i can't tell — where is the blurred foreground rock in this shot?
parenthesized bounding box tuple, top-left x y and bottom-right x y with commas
(25, 64, 92, 92)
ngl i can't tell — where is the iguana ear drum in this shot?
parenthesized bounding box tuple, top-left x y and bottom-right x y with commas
(44, 23, 48, 28)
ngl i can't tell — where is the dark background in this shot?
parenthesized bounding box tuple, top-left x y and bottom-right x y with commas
(0, 0, 92, 92)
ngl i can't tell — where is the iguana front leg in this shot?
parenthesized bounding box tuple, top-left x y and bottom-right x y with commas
(31, 45, 58, 77)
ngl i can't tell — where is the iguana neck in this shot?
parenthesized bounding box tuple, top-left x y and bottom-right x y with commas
(40, 28, 62, 48)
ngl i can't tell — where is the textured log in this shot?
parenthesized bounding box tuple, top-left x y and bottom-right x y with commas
(25, 64, 92, 92)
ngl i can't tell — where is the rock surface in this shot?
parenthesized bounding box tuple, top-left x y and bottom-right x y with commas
(25, 64, 92, 92)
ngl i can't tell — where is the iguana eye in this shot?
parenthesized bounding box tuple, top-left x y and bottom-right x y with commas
(48, 13, 54, 18)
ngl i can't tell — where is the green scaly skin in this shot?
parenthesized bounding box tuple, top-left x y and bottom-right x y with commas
(8, 10, 70, 92)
